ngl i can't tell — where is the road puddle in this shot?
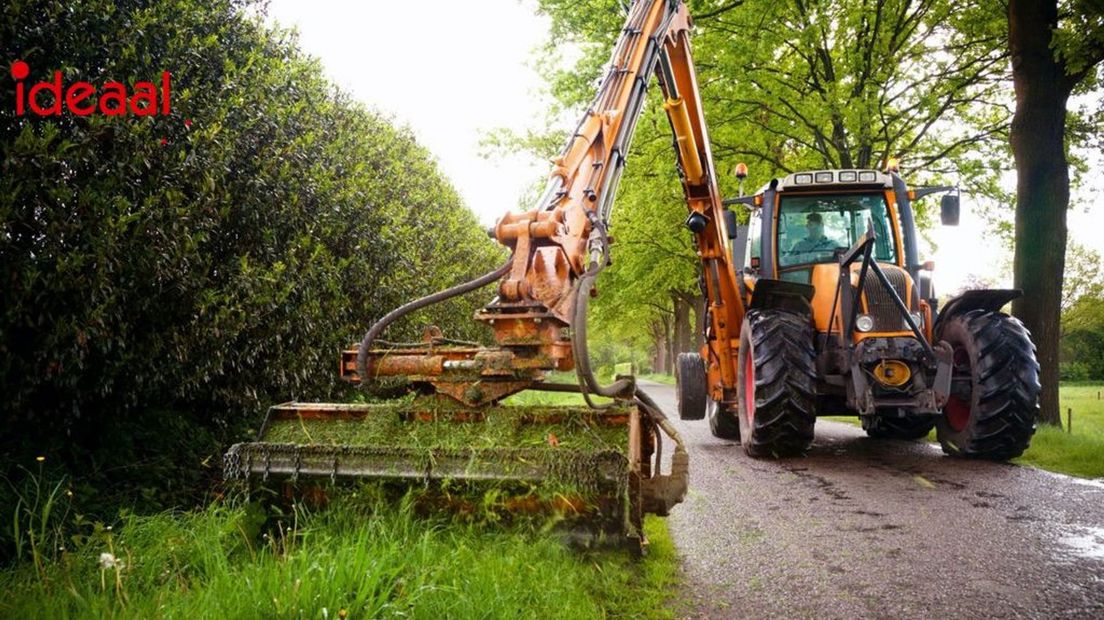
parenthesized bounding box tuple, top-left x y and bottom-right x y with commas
(1058, 526, 1104, 561)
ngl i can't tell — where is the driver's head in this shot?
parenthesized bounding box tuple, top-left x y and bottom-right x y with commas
(806, 212, 825, 239)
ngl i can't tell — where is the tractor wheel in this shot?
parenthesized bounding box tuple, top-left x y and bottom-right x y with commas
(708, 398, 741, 440)
(736, 309, 817, 457)
(862, 409, 935, 440)
(935, 310, 1039, 460)
(675, 352, 707, 421)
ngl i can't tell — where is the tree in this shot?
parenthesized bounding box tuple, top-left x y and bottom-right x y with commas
(0, 0, 500, 512)
(1007, 0, 1104, 424)
(521, 0, 1016, 364)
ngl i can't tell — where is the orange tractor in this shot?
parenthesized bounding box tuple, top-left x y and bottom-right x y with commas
(676, 166, 1040, 460)
(225, 0, 1040, 548)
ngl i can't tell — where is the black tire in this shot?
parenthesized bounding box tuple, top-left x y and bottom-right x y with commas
(862, 409, 935, 440)
(736, 309, 817, 457)
(675, 352, 707, 421)
(708, 399, 741, 440)
(935, 310, 1039, 459)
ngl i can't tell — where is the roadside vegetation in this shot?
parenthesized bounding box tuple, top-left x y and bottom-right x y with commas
(1, 0, 501, 556)
(1016, 384, 1104, 479)
(0, 486, 679, 619)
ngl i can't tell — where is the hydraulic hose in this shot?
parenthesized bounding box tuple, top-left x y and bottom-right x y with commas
(570, 216, 637, 408)
(356, 257, 513, 384)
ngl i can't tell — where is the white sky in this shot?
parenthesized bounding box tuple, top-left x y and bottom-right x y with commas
(266, 0, 1103, 294)
(266, 0, 549, 230)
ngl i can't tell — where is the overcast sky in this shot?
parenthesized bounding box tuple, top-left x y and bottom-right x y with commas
(266, 0, 549, 228)
(265, 0, 1102, 294)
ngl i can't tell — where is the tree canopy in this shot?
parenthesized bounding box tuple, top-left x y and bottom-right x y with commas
(520, 0, 1018, 369)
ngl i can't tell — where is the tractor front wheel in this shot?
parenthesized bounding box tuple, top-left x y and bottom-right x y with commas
(736, 309, 816, 457)
(935, 310, 1039, 459)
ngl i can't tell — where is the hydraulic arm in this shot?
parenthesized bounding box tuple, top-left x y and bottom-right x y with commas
(227, 0, 740, 549)
(349, 0, 744, 405)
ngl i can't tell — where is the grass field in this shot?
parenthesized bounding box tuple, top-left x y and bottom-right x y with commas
(821, 383, 1104, 479)
(1015, 384, 1104, 479)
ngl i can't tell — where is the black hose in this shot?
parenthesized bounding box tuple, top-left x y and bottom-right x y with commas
(569, 216, 636, 408)
(356, 258, 513, 384)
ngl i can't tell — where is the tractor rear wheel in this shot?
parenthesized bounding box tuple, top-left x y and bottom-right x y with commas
(935, 310, 1039, 459)
(862, 410, 935, 440)
(736, 309, 816, 457)
(675, 352, 707, 421)
(708, 398, 741, 440)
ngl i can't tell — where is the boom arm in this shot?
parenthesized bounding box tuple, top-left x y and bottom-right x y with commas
(352, 0, 744, 406)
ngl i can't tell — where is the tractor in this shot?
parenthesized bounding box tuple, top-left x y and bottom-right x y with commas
(676, 165, 1040, 460)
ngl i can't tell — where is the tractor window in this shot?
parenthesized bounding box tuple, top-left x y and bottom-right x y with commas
(777, 193, 897, 268)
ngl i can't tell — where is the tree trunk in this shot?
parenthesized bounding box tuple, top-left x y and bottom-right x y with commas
(1008, 0, 1072, 426)
(650, 318, 669, 374)
(672, 292, 693, 356)
(692, 295, 706, 349)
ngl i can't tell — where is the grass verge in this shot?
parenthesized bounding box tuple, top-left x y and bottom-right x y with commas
(0, 491, 679, 619)
(4, 378, 682, 618)
(820, 383, 1104, 479)
(1015, 383, 1104, 479)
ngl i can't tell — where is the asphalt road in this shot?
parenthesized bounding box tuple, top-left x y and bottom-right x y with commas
(639, 381, 1104, 619)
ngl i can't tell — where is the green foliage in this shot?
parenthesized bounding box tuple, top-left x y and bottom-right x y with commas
(0, 493, 679, 619)
(1061, 243, 1104, 380)
(515, 0, 1017, 359)
(1060, 361, 1092, 382)
(1, 0, 500, 517)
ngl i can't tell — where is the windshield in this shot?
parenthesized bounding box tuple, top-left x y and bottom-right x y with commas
(777, 192, 897, 268)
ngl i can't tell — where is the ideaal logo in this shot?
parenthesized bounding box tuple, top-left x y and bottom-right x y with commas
(10, 60, 171, 117)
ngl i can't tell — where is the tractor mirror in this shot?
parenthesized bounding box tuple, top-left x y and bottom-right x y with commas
(723, 209, 738, 239)
(940, 194, 960, 226)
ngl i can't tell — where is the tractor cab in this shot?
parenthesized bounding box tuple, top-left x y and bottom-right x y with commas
(733, 168, 942, 344)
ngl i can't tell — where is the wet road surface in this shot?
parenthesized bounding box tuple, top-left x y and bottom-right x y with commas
(640, 381, 1104, 619)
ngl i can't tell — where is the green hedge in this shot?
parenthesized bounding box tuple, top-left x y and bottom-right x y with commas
(0, 0, 502, 513)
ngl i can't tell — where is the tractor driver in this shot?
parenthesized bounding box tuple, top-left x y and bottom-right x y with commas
(788, 212, 838, 262)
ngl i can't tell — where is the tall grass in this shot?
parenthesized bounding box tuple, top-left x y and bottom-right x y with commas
(0, 488, 678, 619)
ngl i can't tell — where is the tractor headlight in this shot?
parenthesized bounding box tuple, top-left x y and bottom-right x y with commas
(909, 312, 923, 328)
(855, 314, 875, 332)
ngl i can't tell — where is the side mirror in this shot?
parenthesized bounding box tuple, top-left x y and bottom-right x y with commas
(940, 194, 960, 226)
(723, 209, 738, 239)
